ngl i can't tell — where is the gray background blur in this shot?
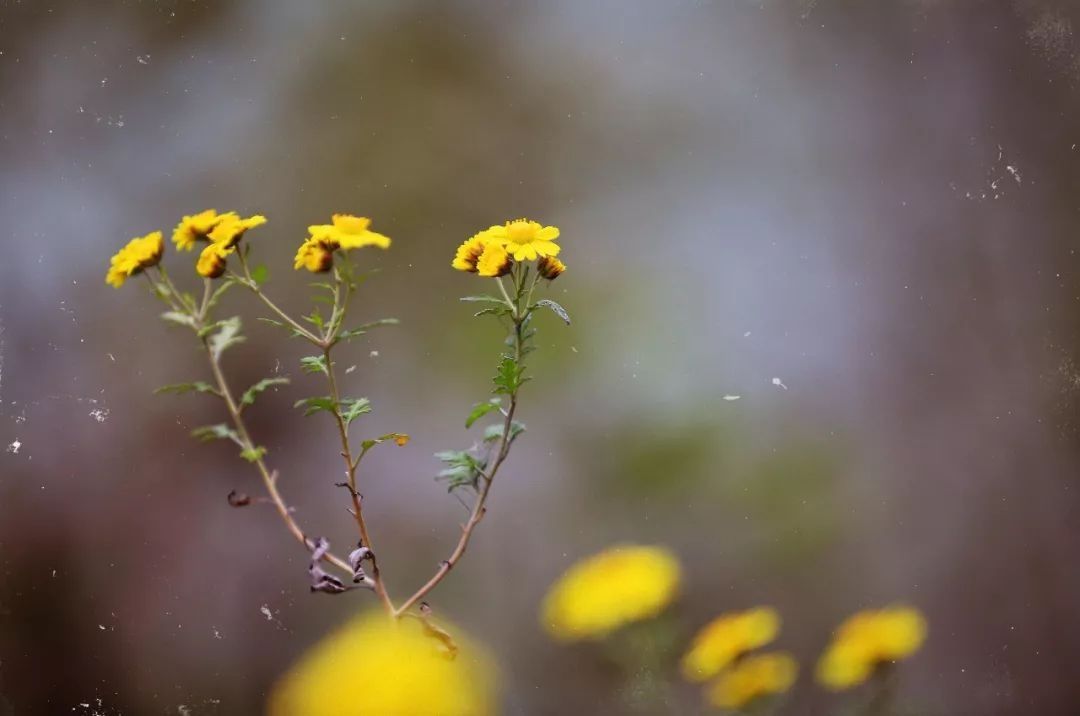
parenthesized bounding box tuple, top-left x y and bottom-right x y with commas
(4, 0, 1080, 713)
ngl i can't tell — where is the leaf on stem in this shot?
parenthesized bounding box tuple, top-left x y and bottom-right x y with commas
(161, 311, 197, 329)
(191, 423, 242, 445)
(337, 318, 400, 342)
(434, 450, 487, 492)
(360, 432, 410, 451)
(493, 356, 528, 395)
(240, 377, 290, 409)
(240, 445, 267, 462)
(483, 420, 526, 444)
(534, 299, 571, 325)
(465, 398, 502, 428)
(460, 295, 509, 305)
(339, 397, 372, 427)
(208, 317, 245, 360)
(300, 355, 329, 375)
(294, 396, 337, 417)
(155, 381, 219, 397)
(250, 263, 269, 286)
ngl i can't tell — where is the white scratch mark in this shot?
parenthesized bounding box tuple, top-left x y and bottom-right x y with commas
(771, 377, 789, 390)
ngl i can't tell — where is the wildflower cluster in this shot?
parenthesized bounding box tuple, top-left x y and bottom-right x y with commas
(105, 209, 571, 712)
(452, 218, 566, 280)
(541, 545, 928, 712)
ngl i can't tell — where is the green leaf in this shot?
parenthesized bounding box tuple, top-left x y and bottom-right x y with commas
(473, 306, 510, 319)
(340, 397, 372, 427)
(240, 445, 267, 462)
(250, 264, 269, 286)
(493, 356, 527, 395)
(338, 318, 400, 342)
(294, 396, 337, 417)
(466, 398, 502, 428)
(191, 424, 241, 445)
(483, 420, 526, 444)
(460, 295, 509, 305)
(240, 377, 290, 408)
(300, 355, 329, 375)
(208, 317, 245, 360)
(535, 299, 571, 325)
(258, 317, 307, 339)
(302, 309, 325, 330)
(434, 450, 487, 492)
(155, 381, 219, 397)
(205, 278, 236, 311)
(161, 311, 197, 329)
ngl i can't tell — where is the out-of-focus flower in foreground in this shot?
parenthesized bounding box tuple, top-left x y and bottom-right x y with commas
(816, 605, 927, 690)
(267, 610, 496, 716)
(105, 230, 164, 287)
(541, 544, 681, 641)
(705, 651, 798, 710)
(681, 607, 781, 682)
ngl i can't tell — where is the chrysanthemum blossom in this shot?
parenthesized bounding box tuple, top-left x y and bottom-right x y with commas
(267, 611, 497, 716)
(476, 243, 512, 278)
(485, 219, 561, 261)
(209, 213, 267, 248)
(706, 652, 798, 710)
(816, 605, 927, 690)
(537, 255, 566, 280)
(105, 231, 164, 287)
(173, 209, 228, 251)
(452, 232, 491, 273)
(681, 607, 781, 682)
(308, 214, 391, 251)
(541, 544, 681, 641)
(197, 242, 234, 279)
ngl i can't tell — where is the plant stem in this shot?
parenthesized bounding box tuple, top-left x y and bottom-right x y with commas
(322, 340, 394, 613)
(233, 252, 321, 344)
(392, 300, 525, 618)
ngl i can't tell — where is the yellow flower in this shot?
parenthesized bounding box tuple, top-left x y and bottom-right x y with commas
(706, 652, 798, 710)
(208, 213, 267, 248)
(267, 610, 496, 716)
(537, 255, 566, 280)
(293, 237, 337, 273)
(196, 242, 234, 279)
(681, 607, 781, 682)
(452, 232, 491, 273)
(172, 209, 228, 251)
(394, 434, 410, 446)
(541, 545, 681, 641)
(816, 606, 927, 691)
(105, 231, 164, 288)
(484, 219, 561, 261)
(308, 214, 391, 250)
(476, 243, 512, 278)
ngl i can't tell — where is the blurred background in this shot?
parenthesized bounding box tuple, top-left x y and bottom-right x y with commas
(4, 0, 1080, 713)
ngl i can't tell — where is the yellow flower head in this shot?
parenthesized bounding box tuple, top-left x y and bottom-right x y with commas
(293, 237, 337, 273)
(452, 232, 491, 273)
(706, 652, 798, 710)
(537, 255, 566, 281)
(681, 607, 781, 682)
(484, 218, 561, 261)
(308, 214, 391, 251)
(173, 209, 228, 251)
(541, 545, 681, 641)
(196, 242, 234, 279)
(816, 606, 927, 691)
(476, 242, 512, 278)
(105, 231, 164, 288)
(209, 213, 267, 248)
(267, 610, 497, 716)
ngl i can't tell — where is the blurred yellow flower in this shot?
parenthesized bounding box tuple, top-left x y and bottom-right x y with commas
(541, 544, 680, 641)
(209, 213, 267, 248)
(451, 232, 491, 273)
(681, 607, 781, 682)
(476, 243, 512, 278)
(484, 219, 561, 261)
(267, 610, 496, 716)
(816, 605, 927, 691)
(173, 209, 228, 251)
(537, 255, 566, 280)
(196, 242, 234, 279)
(308, 214, 391, 250)
(105, 231, 164, 288)
(705, 652, 798, 710)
